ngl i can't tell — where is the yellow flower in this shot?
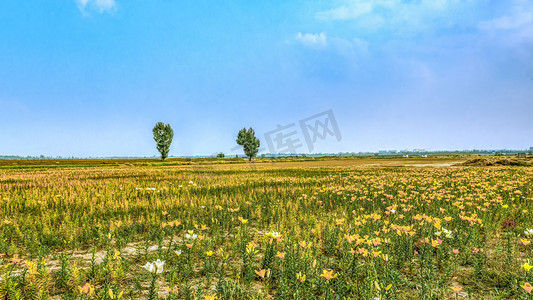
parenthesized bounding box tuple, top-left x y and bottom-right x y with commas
(108, 289, 124, 299)
(26, 261, 38, 275)
(431, 239, 442, 248)
(204, 295, 218, 300)
(205, 251, 214, 257)
(296, 272, 306, 283)
(11, 254, 23, 264)
(521, 239, 531, 246)
(319, 269, 337, 280)
(276, 251, 286, 259)
(524, 263, 533, 272)
(450, 286, 462, 294)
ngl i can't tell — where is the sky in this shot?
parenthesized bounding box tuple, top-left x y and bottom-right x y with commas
(0, 0, 532, 157)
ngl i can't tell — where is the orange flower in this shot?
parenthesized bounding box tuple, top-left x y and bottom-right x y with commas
(276, 251, 286, 259)
(521, 239, 531, 246)
(78, 283, 94, 296)
(357, 248, 369, 257)
(255, 269, 270, 279)
(522, 282, 533, 294)
(344, 234, 355, 244)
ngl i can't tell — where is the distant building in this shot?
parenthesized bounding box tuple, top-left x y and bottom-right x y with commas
(518, 153, 527, 158)
(403, 154, 409, 158)
(379, 150, 398, 154)
(413, 149, 426, 153)
(421, 155, 428, 158)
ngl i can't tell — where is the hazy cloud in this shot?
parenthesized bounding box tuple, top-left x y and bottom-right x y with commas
(315, 0, 467, 34)
(76, 0, 116, 13)
(316, 2, 372, 20)
(296, 32, 328, 47)
(479, 12, 533, 30)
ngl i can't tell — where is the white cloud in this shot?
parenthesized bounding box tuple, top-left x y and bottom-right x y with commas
(296, 32, 328, 47)
(316, 2, 373, 20)
(315, 0, 467, 34)
(479, 12, 533, 30)
(76, 0, 116, 13)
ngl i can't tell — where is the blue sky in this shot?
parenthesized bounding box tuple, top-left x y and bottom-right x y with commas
(1, 0, 532, 157)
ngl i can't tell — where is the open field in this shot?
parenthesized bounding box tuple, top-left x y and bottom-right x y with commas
(1, 157, 533, 299)
(0, 156, 466, 169)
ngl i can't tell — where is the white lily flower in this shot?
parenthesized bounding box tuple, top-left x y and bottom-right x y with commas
(442, 228, 453, 238)
(185, 233, 198, 239)
(154, 259, 165, 273)
(266, 231, 281, 239)
(142, 262, 155, 273)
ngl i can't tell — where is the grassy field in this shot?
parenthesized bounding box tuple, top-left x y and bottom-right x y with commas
(1, 157, 532, 299)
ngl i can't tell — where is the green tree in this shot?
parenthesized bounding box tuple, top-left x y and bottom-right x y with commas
(236, 127, 260, 161)
(153, 122, 174, 160)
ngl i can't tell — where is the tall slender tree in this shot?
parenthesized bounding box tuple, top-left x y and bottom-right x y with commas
(153, 122, 174, 160)
(236, 127, 260, 161)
